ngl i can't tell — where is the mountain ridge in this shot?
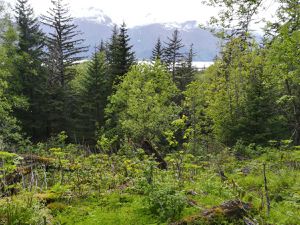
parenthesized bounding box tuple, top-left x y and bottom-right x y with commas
(74, 16, 219, 61)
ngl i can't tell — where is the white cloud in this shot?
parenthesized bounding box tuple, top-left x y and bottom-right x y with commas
(6, 0, 278, 29)
(7, 0, 218, 26)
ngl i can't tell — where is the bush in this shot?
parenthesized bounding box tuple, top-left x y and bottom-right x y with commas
(146, 185, 186, 221)
(233, 140, 266, 158)
(0, 193, 51, 225)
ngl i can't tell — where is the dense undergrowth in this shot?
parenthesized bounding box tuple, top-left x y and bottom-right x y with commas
(1, 135, 299, 225)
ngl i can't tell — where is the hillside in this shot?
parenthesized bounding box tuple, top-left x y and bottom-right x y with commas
(73, 16, 219, 61)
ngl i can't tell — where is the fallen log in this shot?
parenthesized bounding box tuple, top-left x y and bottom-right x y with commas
(202, 199, 251, 219)
(170, 200, 253, 225)
(1, 155, 56, 196)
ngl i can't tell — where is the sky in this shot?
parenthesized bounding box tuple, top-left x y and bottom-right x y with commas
(6, 0, 279, 29)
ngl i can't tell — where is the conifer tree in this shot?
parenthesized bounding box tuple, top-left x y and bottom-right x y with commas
(42, 0, 87, 87)
(77, 48, 108, 144)
(14, 0, 47, 140)
(176, 44, 196, 91)
(42, 0, 87, 136)
(15, 0, 44, 57)
(163, 29, 184, 80)
(116, 22, 135, 81)
(151, 38, 164, 61)
(107, 23, 135, 87)
(107, 25, 120, 90)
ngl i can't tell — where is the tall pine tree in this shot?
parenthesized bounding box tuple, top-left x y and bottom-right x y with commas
(76, 48, 108, 144)
(107, 23, 135, 87)
(176, 44, 196, 91)
(42, 0, 87, 136)
(107, 25, 120, 93)
(14, 0, 47, 140)
(151, 38, 164, 61)
(163, 29, 184, 81)
(42, 0, 87, 87)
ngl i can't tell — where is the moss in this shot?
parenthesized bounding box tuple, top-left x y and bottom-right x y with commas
(47, 202, 68, 212)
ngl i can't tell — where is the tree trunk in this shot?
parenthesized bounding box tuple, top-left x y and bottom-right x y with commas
(141, 139, 167, 170)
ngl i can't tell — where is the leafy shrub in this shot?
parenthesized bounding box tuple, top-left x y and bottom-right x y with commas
(0, 193, 51, 225)
(233, 140, 266, 158)
(146, 185, 186, 221)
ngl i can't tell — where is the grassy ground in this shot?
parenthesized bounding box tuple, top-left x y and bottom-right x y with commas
(50, 150, 300, 225)
(53, 194, 160, 225)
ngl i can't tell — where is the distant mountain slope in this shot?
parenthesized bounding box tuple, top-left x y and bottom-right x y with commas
(74, 17, 219, 61)
(128, 21, 219, 61)
(40, 9, 219, 61)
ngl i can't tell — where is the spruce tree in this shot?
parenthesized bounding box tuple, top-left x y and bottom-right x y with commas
(176, 44, 196, 91)
(116, 22, 135, 82)
(15, 0, 44, 57)
(77, 48, 108, 144)
(42, 0, 88, 136)
(163, 29, 184, 80)
(107, 23, 135, 87)
(151, 38, 164, 61)
(14, 0, 47, 140)
(107, 25, 120, 91)
(42, 0, 87, 87)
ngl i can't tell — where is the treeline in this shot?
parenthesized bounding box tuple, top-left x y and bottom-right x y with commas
(0, 0, 299, 155)
(0, 0, 194, 148)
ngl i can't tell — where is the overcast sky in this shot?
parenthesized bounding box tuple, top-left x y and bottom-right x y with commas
(6, 0, 278, 29)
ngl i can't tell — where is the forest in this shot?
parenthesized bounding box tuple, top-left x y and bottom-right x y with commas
(0, 0, 299, 224)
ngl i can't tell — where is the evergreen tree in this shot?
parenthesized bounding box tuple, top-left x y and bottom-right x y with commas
(163, 29, 184, 80)
(234, 72, 284, 145)
(42, 0, 88, 136)
(151, 38, 164, 61)
(176, 44, 196, 91)
(42, 0, 87, 87)
(107, 23, 135, 87)
(116, 22, 135, 82)
(14, 0, 47, 140)
(107, 25, 120, 91)
(77, 48, 108, 144)
(15, 0, 44, 58)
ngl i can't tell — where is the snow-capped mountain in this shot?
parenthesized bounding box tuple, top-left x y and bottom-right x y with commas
(162, 21, 199, 31)
(72, 12, 219, 61)
(75, 7, 114, 26)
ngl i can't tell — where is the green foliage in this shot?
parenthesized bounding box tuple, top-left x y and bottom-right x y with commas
(146, 184, 186, 221)
(1, 1, 300, 224)
(184, 38, 288, 147)
(41, 0, 88, 138)
(0, 151, 22, 193)
(54, 194, 158, 225)
(184, 74, 215, 154)
(105, 62, 180, 151)
(0, 17, 25, 145)
(232, 140, 266, 158)
(14, 0, 47, 140)
(265, 25, 300, 144)
(151, 38, 164, 61)
(73, 50, 108, 144)
(0, 194, 51, 225)
(107, 23, 135, 87)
